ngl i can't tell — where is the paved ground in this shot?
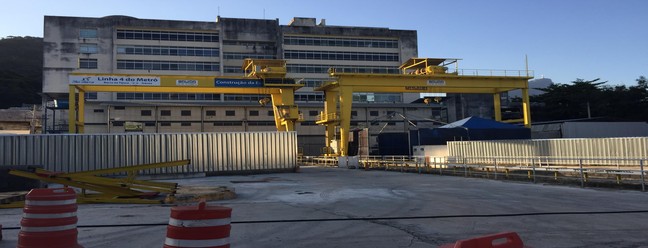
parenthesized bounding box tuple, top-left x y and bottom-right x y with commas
(2, 166, 648, 248)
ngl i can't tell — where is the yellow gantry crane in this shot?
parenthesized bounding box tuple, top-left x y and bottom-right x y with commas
(316, 58, 533, 156)
(68, 59, 302, 133)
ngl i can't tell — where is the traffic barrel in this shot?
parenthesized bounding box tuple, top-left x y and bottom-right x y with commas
(18, 188, 82, 248)
(164, 200, 232, 248)
(439, 232, 526, 248)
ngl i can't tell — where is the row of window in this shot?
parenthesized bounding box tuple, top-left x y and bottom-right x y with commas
(222, 53, 276, 60)
(116, 29, 218, 42)
(300, 79, 332, 88)
(285, 50, 399, 61)
(295, 93, 324, 102)
(284, 36, 398, 48)
(112, 120, 409, 127)
(112, 121, 276, 127)
(223, 94, 269, 102)
(116, 93, 222, 101)
(287, 64, 400, 74)
(223, 66, 244, 74)
(117, 60, 219, 71)
(108, 108, 275, 117)
(117, 45, 219, 57)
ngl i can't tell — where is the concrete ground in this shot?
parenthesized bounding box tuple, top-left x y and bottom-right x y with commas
(2, 166, 648, 248)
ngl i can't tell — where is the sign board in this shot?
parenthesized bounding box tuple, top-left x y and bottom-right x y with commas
(215, 79, 263, 87)
(405, 86, 427, 90)
(427, 80, 446, 86)
(70, 76, 160, 86)
(176, 79, 198, 86)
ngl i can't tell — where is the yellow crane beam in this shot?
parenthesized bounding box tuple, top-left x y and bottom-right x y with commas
(67, 59, 302, 133)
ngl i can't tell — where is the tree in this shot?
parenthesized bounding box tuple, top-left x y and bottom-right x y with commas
(532, 78, 607, 121)
(532, 77, 648, 122)
(0, 36, 43, 108)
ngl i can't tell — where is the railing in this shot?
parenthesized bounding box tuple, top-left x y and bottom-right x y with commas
(306, 155, 647, 192)
(448, 69, 534, 77)
(317, 112, 339, 122)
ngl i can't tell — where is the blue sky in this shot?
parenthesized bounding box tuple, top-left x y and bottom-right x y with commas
(2, 0, 647, 86)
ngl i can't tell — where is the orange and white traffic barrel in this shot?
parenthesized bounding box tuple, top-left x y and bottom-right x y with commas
(18, 188, 82, 248)
(164, 201, 232, 248)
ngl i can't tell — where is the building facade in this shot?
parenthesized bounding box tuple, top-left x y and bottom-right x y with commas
(42, 15, 448, 155)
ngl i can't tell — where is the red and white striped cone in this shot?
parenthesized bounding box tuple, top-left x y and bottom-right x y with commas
(18, 188, 82, 248)
(164, 200, 232, 248)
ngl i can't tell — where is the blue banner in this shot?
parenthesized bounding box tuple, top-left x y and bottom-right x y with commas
(215, 79, 263, 87)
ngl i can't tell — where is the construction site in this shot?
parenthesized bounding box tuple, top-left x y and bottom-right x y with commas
(1, 15, 648, 248)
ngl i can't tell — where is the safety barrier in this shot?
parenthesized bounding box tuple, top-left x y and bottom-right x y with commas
(18, 188, 82, 248)
(165, 201, 232, 248)
(309, 155, 648, 191)
(439, 232, 526, 248)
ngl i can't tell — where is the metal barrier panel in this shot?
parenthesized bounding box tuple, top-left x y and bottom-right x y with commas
(448, 137, 648, 165)
(0, 131, 297, 174)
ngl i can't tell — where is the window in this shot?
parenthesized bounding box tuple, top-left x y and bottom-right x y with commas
(387, 122, 396, 126)
(309, 111, 318, 116)
(225, 110, 235, 116)
(181, 122, 192, 126)
(205, 110, 216, 116)
(160, 122, 171, 126)
(351, 111, 358, 117)
(144, 122, 155, 127)
(113, 121, 124, 127)
(141, 110, 152, 116)
(370, 111, 379, 116)
(85, 92, 97, 99)
(80, 44, 98, 54)
(79, 29, 97, 38)
(267, 110, 274, 116)
(93, 109, 104, 113)
(160, 110, 171, 116)
(79, 58, 98, 69)
(114, 106, 125, 110)
(181, 110, 191, 116)
(249, 110, 259, 116)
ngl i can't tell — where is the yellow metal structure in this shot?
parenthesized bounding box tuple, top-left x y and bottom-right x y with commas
(316, 58, 533, 156)
(68, 59, 302, 133)
(1, 160, 190, 208)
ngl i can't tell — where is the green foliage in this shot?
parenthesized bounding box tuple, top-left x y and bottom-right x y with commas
(0, 36, 43, 108)
(532, 77, 648, 122)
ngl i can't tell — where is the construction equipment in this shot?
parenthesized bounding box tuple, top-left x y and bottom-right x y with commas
(316, 58, 533, 156)
(0, 160, 190, 208)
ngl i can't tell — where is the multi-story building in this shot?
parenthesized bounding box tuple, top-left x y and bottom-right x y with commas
(42, 15, 449, 155)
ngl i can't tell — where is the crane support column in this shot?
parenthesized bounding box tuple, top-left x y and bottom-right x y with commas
(68, 86, 76, 133)
(493, 93, 502, 122)
(270, 87, 299, 131)
(522, 88, 531, 128)
(338, 87, 353, 156)
(77, 87, 85, 133)
(323, 91, 338, 155)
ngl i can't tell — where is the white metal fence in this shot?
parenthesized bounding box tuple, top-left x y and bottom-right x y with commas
(0, 131, 297, 174)
(447, 137, 648, 166)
